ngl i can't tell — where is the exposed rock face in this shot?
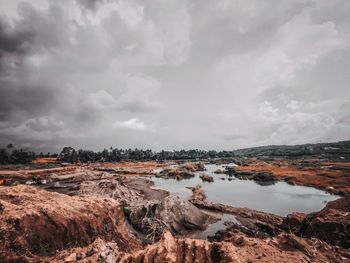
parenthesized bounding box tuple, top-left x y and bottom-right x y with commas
(191, 199, 284, 227)
(183, 162, 206, 172)
(52, 231, 345, 263)
(281, 196, 350, 249)
(214, 169, 225, 174)
(1, 185, 348, 263)
(1, 161, 350, 262)
(120, 231, 221, 263)
(0, 185, 142, 262)
(157, 162, 205, 180)
(223, 166, 240, 175)
(158, 168, 195, 180)
(224, 166, 276, 184)
(199, 173, 214, 182)
(52, 231, 217, 263)
(283, 196, 350, 249)
(191, 200, 284, 240)
(190, 185, 207, 202)
(252, 172, 275, 182)
(79, 178, 213, 243)
(281, 212, 306, 233)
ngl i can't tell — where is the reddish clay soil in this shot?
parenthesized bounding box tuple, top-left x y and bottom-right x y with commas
(51, 231, 348, 263)
(0, 161, 168, 186)
(238, 159, 350, 195)
(1, 185, 348, 263)
(0, 160, 349, 262)
(90, 161, 169, 169)
(0, 185, 142, 262)
(32, 157, 59, 164)
(282, 196, 350, 248)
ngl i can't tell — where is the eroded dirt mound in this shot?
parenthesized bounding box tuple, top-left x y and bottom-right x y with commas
(282, 196, 350, 248)
(157, 162, 205, 180)
(1, 161, 349, 262)
(0, 185, 142, 262)
(79, 179, 214, 243)
(51, 231, 346, 263)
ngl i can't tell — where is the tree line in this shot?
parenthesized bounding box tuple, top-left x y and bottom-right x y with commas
(0, 144, 236, 164)
(59, 147, 236, 163)
(0, 144, 37, 164)
(1, 140, 349, 164)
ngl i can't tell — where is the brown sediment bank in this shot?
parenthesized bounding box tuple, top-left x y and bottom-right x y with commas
(235, 159, 350, 195)
(0, 159, 349, 262)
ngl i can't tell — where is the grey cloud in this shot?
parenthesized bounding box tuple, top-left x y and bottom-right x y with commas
(0, 18, 33, 55)
(188, 0, 314, 63)
(0, 9, 60, 125)
(76, 0, 104, 10)
(0, 0, 349, 152)
(0, 16, 34, 75)
(222, 134, 252, 141)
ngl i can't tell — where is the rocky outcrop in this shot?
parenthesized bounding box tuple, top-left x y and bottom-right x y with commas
(223, 166, 240, 175)
(190, 199, 284, 240)
(157, 162, 205, 180)
(0, 185, 142, 262)
(120, 231, 222, 263)
(79, 178, 213, 243)
(282, 196, 350, 248)
(51, 231, 346, 263)
(182, 162, 206, 172)
(158, 168, 195, 180)
(252, 172, 275, 182)
(225, 167, 276, 183)
(281, 212, 306, 233)
(191, 199, 284, 227)
(1, 161, 350, 262)
(199, 173, 214, 182)
(190, 185, 207, 202)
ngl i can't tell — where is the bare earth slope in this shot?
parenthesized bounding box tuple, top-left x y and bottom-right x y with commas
(0, 161, 349, 262)
(0, 185, 142, 262)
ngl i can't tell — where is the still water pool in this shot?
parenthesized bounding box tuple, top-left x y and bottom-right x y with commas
(152, 164, 339, 216)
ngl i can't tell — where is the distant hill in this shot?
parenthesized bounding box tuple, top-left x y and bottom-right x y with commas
(233, 140, 350, 158)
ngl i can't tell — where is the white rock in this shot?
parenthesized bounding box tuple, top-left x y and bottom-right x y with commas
(40, 179, 47, 185)
(64, 253, 77, 262)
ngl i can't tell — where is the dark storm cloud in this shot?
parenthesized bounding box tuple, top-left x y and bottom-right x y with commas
(0, 4, 65, 123)
(0, 81, 58, 121)
(0, 12, 47, 124)
(0, 0, 349, 152)
(0, 18, 33, 55)
(0, 0, 167, 151)
(0, 16, 35, 76)
(0, 3, 70, 150)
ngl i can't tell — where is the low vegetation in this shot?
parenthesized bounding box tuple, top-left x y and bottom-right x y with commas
(1, 140, 350, 165)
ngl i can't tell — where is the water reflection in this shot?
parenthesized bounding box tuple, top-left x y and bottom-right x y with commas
(152, 164, 339, 216)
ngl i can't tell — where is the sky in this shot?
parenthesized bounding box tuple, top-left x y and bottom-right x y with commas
(0, 0, 349, 152)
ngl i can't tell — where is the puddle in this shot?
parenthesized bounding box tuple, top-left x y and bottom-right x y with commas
(189, 210, 239, 239)
(152, 164, 339, 216)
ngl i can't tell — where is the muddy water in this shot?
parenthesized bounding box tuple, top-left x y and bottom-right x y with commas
(189, 210, 239, 239)
(152, 164, 339, 216)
